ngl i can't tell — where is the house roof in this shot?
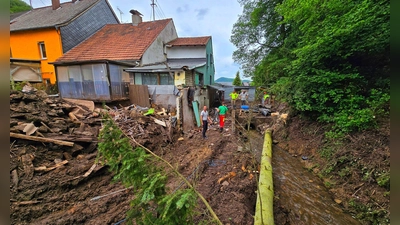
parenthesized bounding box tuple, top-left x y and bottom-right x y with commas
(10, 0, 103, 31)
(10, 10, 29, 21)
(124, 58, 206, 73)
(53, 19, 173, 64)
(167, 36, 210, 46)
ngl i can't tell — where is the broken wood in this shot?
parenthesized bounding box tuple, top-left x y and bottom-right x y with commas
(34, 160, 68, 172)
(83, 163, 97, 177)
(217, 172, 236, 184)
(63, 98, 94, 111)
(68, 112, 79, 122)
(13, 200, 41, 205)
(23, 123, 38, 136)
(44, 134, 96, 143)
(10, 132, 74, 147)
(40, 121, 55, 133)
(154, 118, 166, 127)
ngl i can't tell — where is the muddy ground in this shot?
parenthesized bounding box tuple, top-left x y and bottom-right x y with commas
(10, 90, 261, 225)
(10, 89, 389, 224)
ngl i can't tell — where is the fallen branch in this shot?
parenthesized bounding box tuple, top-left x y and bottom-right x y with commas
(10, 132, 74, 147)
(34, 160, 68, 172)
(40, 121, 55, 133)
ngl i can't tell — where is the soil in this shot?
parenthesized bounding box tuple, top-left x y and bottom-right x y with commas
(10, 89, 390, 224)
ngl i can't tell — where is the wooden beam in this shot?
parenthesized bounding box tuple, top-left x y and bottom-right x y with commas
(10, 132, 74, 147)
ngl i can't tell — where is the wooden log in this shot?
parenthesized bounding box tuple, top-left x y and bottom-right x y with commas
(10, 132, 74, 147)
(254, 129, 274, 225)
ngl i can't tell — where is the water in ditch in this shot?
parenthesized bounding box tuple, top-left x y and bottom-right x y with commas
(247, 131, 361, 225)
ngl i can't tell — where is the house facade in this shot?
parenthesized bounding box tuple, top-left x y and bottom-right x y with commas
(10, 0, 119, 84)
(52, 14, 178, 101)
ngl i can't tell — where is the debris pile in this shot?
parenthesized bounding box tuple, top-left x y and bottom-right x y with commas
(9, 89, 181, 224)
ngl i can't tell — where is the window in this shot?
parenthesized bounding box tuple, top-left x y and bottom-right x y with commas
(38, 42, 47, 59)
(160, 73, 174, 85)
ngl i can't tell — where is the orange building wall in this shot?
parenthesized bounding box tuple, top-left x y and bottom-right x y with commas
(10, 28, 63, 84)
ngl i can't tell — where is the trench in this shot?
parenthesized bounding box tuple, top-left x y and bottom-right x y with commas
(247, 131, 361, 225)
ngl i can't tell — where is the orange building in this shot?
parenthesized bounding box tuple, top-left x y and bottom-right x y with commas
(10, 0, 119, 84)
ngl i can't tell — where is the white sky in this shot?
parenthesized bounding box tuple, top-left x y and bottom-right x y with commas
(23, 0, 244, 79)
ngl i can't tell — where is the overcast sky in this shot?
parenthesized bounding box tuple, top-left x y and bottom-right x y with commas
(23, 0, 244, 79)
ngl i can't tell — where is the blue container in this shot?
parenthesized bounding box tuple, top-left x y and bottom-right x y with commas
(241, 105, 250, 110)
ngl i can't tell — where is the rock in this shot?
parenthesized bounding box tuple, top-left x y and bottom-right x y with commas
(222, 181, 229, 186)
(334, 199, 342, 204)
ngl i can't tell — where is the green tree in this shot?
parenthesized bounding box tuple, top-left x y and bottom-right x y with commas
(231, 0, 390, 136)
(10, 0, 31, 13)
(230, 0, 286, 77)
(232, 71, 242, 86)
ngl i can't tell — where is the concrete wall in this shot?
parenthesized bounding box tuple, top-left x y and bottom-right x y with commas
(174, 71, 186, 86)
(142, 21, 178, 65)
(148, 85, 179, 107)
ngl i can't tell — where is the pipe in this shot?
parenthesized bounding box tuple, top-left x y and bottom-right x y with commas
(254, 128, 274, 225)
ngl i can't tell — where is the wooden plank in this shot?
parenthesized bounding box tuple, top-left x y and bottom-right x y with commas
(10, 132, 74, 147)
(192, 101, 201, 127)
(63, 98, 95, 111)
(129, 85, 150, 107)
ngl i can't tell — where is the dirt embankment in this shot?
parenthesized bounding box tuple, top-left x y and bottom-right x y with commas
(271, 111, 390, 224)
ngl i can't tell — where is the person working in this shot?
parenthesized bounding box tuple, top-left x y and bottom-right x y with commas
(239, 90, 248, 105)
(200, 106, 212, 139)
(262, 91, 270, 106)
(216, 102, 228, 132)
(229, 90, 239, 109)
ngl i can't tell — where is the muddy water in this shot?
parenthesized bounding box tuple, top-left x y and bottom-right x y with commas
(248, 131, 361, 225)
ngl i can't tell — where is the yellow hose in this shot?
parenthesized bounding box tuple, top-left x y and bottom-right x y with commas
(254, 129, 274, 225)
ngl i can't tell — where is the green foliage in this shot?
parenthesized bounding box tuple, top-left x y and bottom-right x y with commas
(232, 71, 242, 86)
(376, 172, 390, 189)
(231, 0, 390, 137)
(348, 198, 389, 225)
(10, 0, 31, 13)
(97, 115, 198, 224)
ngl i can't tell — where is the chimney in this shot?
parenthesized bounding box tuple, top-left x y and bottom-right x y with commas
(51, 0, 60, 10)
(129, 10, 143, 26)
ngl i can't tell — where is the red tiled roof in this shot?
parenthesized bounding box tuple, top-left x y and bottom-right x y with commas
(55, 19, 172, 63)
(168, 36, 210, 46)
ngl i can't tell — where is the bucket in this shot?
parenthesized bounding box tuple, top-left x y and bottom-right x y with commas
(241, 105, 250, 110)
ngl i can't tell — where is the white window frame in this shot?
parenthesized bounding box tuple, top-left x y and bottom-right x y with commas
(38, 42, 47, 59)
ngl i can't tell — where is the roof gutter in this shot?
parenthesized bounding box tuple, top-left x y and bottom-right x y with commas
(50, 59, 136, 67)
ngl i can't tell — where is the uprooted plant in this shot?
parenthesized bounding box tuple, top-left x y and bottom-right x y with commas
(97, 113, 222, 225)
